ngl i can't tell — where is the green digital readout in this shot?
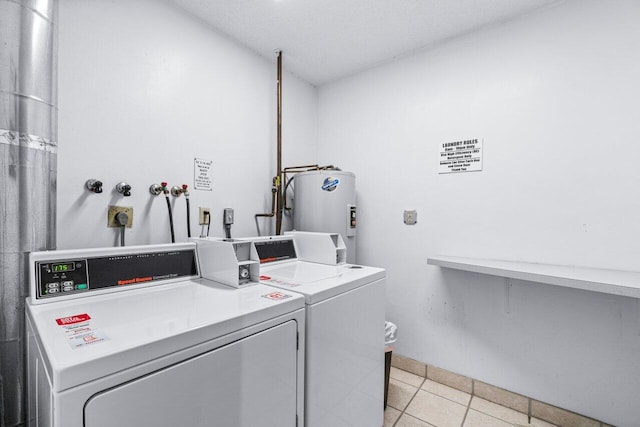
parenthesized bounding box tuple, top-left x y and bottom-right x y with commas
(52, 262, 75, 273)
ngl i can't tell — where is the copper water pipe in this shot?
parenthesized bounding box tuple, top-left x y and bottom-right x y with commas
(255, 177, 278, 219)
(281, 165, 339, 212)
(275, 50, 284, 235)
(283, 164, 320, 172)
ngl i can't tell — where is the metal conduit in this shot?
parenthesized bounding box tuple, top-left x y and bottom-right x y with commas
(0, 1, 58, 426)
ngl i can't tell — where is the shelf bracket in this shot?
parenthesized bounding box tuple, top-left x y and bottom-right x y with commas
(504, 278, 512, 314)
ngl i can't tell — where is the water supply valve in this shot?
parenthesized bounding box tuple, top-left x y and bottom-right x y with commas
(161, 182, 169, 195)
(116, 182, 132, 197)
(170, 185, 184, 197)
(85, 179, 103, 193)
(182, 184, 189, 197)
(149, 183, 163, 196)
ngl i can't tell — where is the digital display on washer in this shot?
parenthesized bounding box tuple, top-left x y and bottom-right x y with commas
(36, 249, 198, 299)
(52, 262, 75, 272)
(254, 239, 297, 264)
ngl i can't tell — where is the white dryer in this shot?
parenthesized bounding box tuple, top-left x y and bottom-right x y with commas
(248, 235, 386, 427)
(26, 243, 305, 427)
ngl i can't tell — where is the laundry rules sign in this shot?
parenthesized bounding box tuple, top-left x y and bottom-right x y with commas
(438, 138, 483, 174)
(194, 158, 213, 190)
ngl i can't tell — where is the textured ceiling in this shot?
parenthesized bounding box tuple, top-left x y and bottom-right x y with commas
(169, 0, 563, 85)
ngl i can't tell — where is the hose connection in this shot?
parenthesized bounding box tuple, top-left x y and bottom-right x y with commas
(85, 179, 103, 193)
(149, 183, 163, 196)
(116, 182, 132, 197)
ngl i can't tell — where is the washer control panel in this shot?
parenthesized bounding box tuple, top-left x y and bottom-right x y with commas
(33, 248, 198, 300)
(37, 260, 89, 297)
(254, 238, 297, 264)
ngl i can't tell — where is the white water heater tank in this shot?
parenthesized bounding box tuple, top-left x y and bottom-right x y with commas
(293, 170, 357, 263)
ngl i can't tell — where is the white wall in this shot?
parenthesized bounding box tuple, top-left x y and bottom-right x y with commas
(318, 0, 640, 425)
(57, 0, 317, 248)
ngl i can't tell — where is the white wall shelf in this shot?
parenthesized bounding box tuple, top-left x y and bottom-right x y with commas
(427, 255, 640, 299)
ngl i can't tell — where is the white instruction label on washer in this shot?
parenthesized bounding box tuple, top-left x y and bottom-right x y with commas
(55, 313, 109, 349)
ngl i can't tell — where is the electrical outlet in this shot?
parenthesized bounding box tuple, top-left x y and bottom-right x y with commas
(108, 206, 133, 228)
(223, 208, 234, 225)
(199, 207, 211, 225)
(404, 210, 417, 225)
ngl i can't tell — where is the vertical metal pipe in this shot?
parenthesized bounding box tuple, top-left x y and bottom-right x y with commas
(0, 1, 58, 426)
(275, 50, 283, 235)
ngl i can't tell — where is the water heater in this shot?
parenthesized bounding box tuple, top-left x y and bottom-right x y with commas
(293, 170, 357, 263)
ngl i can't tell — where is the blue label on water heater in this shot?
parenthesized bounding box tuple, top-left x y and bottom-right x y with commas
(321, 177, 340, 192)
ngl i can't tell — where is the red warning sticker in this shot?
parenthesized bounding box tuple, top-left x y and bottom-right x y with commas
(54, 313, 109, 349)
(262, 291, 292, 301)
(56, 313, 91, 326)
(259, 275, 272, 280)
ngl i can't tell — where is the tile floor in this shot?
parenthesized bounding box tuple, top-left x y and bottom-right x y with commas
(385, 367, 558, 427)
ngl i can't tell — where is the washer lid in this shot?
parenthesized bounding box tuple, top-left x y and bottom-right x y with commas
(26, 279, 304, 392)
(259, 261, 385, 304)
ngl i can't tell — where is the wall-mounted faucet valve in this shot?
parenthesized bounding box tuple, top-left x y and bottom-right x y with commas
(85, 179, 103, 193)
(116, 182, 132, 197)
(149, 183, 163, 196)
(170, 185, 184, 197)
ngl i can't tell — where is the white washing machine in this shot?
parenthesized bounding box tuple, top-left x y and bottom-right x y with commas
(248, 235, 386, 427)
(26, 243, 305, 427)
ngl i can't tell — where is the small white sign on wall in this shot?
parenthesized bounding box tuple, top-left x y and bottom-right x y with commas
(194, 158, 213, 190)
(439, 138, 483, 174)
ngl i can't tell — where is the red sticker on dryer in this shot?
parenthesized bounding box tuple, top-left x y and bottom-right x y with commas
(262, 291, 292, 301)
(56, 313, 91, 325)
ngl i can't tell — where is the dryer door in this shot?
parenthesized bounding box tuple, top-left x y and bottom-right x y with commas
(84, 320, 298, 427)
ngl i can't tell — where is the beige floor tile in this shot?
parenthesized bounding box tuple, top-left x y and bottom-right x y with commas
(391, 367, 425, 387)
(474, 381, 529, 413)
(471, 397, 528, 425)
(395, 413, 436, 427)
(388, 378, 419, 410)
(427, 365, 473, 393)
(530, 400, 599, 427)
(529, 417, 559, 427)
(421, 379, 471, 406)
(384, 406, 402, 427)
(392, 354, 427, 377)
(405, 390, 467, 427)
(463, 409, 515, 427)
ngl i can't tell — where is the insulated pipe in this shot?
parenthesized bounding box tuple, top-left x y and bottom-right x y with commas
(275, 50, 284, 235)
(0, 1, 58, 425)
